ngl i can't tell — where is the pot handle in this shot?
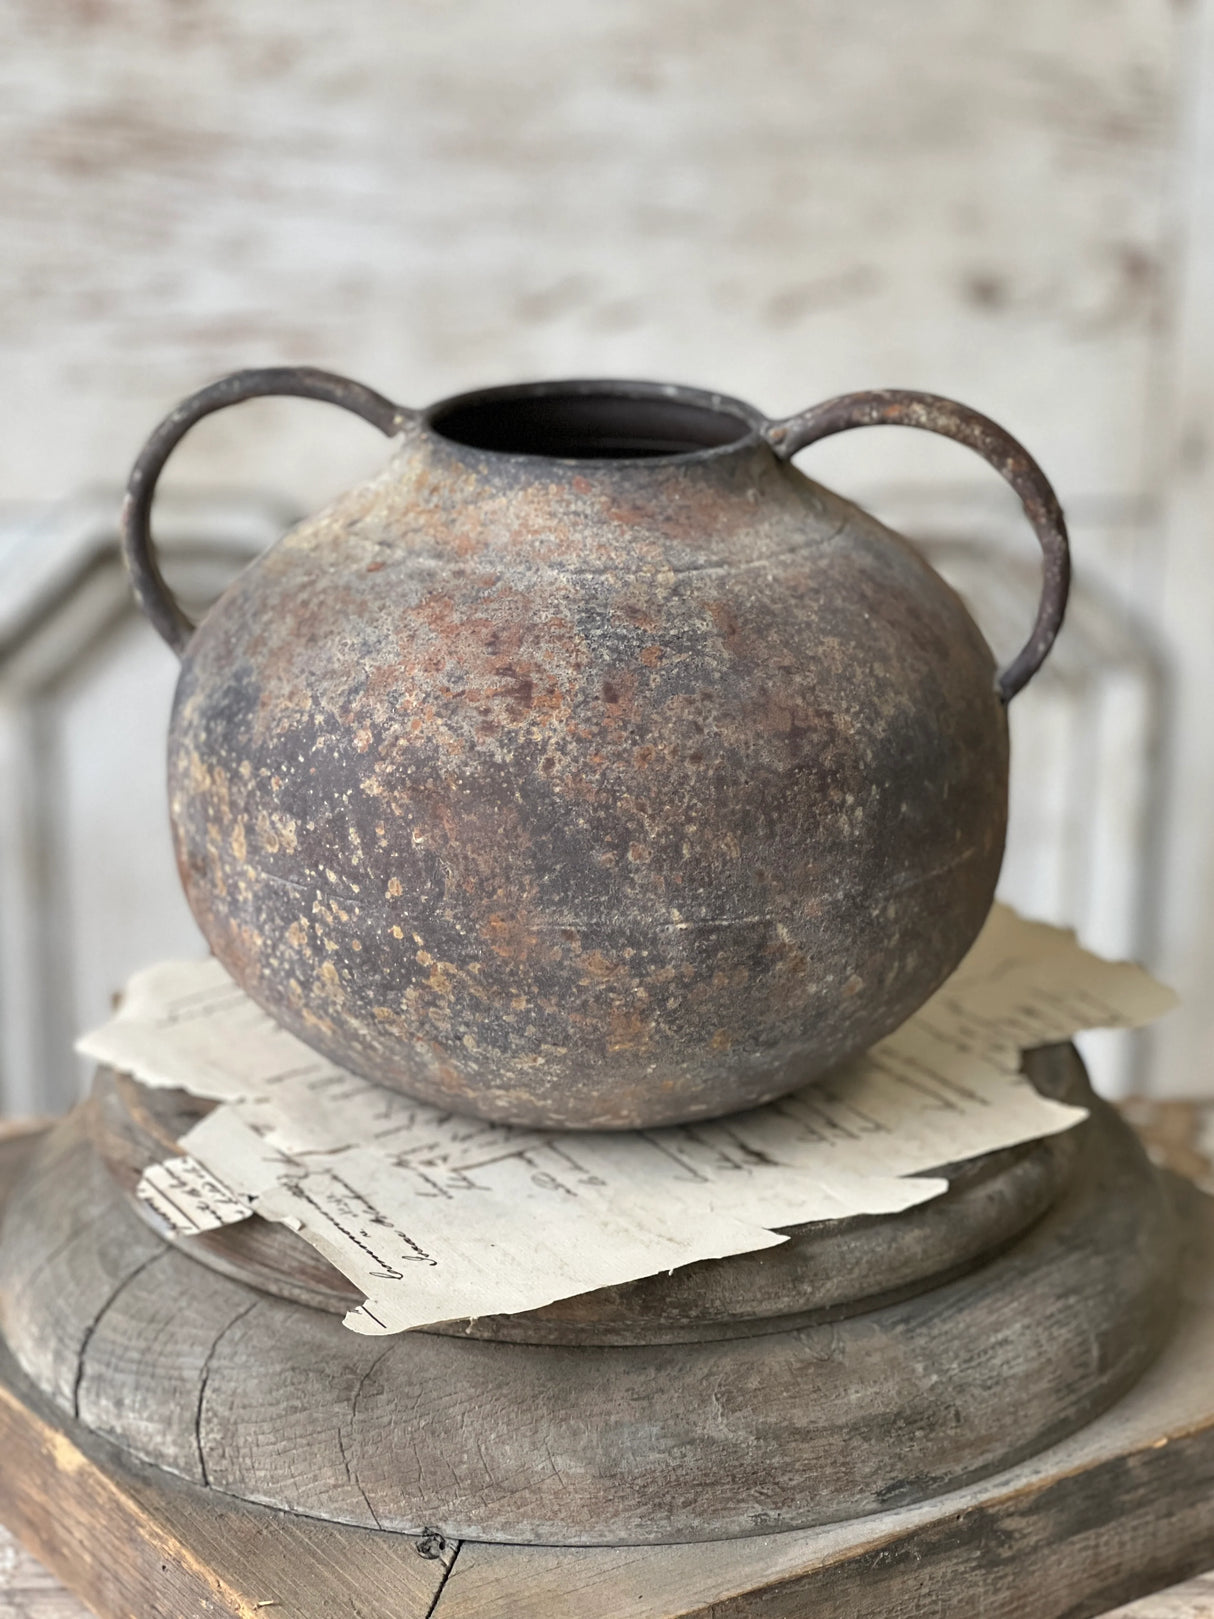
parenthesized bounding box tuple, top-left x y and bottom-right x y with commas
(120, 366, 412, 657)
(763, 390, 1070, 702)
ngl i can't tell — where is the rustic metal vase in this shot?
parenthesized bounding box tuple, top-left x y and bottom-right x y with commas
(121, 369, 1068, 1128)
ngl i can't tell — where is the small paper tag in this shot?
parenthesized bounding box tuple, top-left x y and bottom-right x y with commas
(137, 1153, 254, 1236)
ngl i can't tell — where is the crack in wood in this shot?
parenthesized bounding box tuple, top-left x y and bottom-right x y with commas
(423, 1539, 461, 1619)
(336, 1422, 383, 1532)
(193, 1300, 260, 1488)
(336, 1340, 402, 1532)
(71, 1251, 166, 1420)
(349, 1343, 397, 1427)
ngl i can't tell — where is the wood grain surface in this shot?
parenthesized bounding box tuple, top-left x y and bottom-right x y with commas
(1106, 1576, 1214, 1618)
(0, 1520, 1207, 1619)
(0, 1349, 453, 1619)
(0, 1055, 1185, 1546)
(0, 1131, 1207, 1617)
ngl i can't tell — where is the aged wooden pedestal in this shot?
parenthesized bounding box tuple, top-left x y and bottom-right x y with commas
(0, 1050, 1210, 1616)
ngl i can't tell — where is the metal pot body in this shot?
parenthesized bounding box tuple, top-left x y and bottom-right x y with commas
(122, 375, 1067, 1127)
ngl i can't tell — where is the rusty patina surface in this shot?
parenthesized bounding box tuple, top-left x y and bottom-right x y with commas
(123, 373, 1068, 1128)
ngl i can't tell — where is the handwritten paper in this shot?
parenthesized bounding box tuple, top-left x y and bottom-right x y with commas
(78, 904, 1176, 1335)
(138, 1155, 254, 1233)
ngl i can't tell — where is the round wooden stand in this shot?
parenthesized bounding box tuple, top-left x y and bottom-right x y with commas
(0, 1047, 1181, 1547)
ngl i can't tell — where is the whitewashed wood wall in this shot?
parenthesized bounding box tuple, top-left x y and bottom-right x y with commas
(0, 0, 1211, 1106)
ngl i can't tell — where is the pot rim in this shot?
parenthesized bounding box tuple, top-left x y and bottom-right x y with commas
(420, 376, 773, 467)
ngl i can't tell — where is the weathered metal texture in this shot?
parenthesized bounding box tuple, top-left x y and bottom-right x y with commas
(121, 370, 1070, 1129)
(766, 388, 1071, 701)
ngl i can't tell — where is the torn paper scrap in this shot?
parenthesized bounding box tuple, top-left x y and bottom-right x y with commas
(921, 904, 1178, 1054)
(170, 1103, 943, 1332)
(137, 1154, 253, 1236)
(78, 903, 1176, 1335)
(78, 960, 316, 1105)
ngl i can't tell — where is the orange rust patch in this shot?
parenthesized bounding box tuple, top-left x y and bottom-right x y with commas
(483, 913, 544, 963)
(427, 962, 456, 994)
(607, 1007, 652, 1051)
(580, 951, 619, 982)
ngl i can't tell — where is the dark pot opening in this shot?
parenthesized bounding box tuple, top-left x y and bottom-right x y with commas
(428, 384, 757, 461)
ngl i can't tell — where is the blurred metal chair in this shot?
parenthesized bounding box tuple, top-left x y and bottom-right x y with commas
(0, 493, 289, 1114)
